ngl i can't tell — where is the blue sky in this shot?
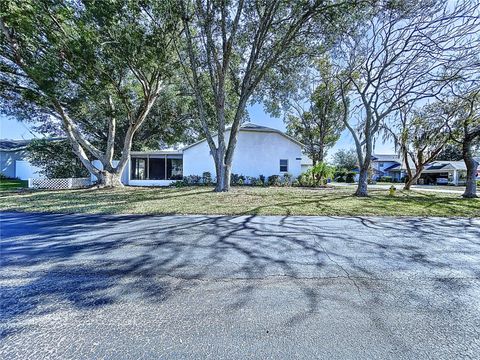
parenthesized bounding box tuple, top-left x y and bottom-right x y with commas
(1, 105, 393, 158)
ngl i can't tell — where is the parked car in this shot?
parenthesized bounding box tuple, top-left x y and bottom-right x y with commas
(436, 178, 448, 185)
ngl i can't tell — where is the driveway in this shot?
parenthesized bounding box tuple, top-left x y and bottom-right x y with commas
(332, 182, 468, 194)
(1, 212, 479, 359)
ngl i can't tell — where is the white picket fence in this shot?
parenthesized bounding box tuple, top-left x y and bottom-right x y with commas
(28, 177, 92, 190)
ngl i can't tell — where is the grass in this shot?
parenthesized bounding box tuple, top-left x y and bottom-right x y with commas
(0, 179, 28, 191)
(0, 186, 478, 217)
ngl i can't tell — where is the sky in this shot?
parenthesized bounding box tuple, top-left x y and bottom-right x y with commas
(0, 105, 394, 159)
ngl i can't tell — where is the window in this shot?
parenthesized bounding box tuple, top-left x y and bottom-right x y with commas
(131, 155, 183, 180)
(131, 158, 147, 180)
(280, 159, 288, 172)
(379, 162, 384, 168)
(167, 157, 183, 180)
(148, 157, 166, 180)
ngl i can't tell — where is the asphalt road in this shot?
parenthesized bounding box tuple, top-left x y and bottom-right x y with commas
(1, 212, 479, 359)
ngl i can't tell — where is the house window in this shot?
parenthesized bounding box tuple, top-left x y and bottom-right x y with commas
(148, 157, 166, 180)
(131, 158, 147, 180)
(167, 156, 183, 180)
(280, 159, 288, 172)
(131, 155, 183, 180)
(379, 162, 384, 168)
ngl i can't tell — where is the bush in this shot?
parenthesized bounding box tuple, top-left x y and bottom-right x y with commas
(336, 176, 346, 183)
(334, 170, 347, 179)
(202, 172, 212, 185)
(267, 175, 281, 186)
(183, 175, 201, 185)
(254, 178, 264, 186)
(282, 173, 293, 186)
(230, 173, 245, 186)
(171, 180, 186, 188)
(345, 172, 356, 183)
(477, 180, 480, 187)
(379, 176, 393, 183)
(259, 175, 266, 186)
(296, 172, 314, 187)
(246, 176, 262, 186)
(0, 173, 18, 180)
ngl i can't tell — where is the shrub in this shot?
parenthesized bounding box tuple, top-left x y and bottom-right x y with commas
(336, 176, 346, 183)
(282, 173, 293, 186)
(311, 162, 335, 186)
(246, 176, 261, 186)
(0, 173, 17, 180)
(267, 175, 281, 186)
(254, 178, 264, 186)
(259, 175, 266, 186)
(202, 171, 212, 185)
(230, 173, 245, 186)
(379, 176, 393, 183)
(171, 180, 186, 188)
(183, 175, 201, 185)
(477, 180, 480, 187)
(334, 170, 347, 179)
(345, 172, 356, 183)
(296, 173, 313, 187)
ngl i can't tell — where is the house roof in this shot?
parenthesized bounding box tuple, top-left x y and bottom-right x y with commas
(383, 163, 401, 171)
(0, 137, 66, 152)
(371, 154, 401, 162)
(182, 123, 303, 151)
(0, 139, 32, 152)
(422, 160, 480, 172)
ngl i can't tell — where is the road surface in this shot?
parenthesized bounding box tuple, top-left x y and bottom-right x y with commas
(1, 212, 479, 359)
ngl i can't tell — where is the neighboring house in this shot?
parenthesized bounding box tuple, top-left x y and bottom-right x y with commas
(371, 153, 480, 185)
(300, 157, 313, 173)
(0, 139, 43, 180)
(98, 123, 305, 186)
(419, 160, 480, 186)
(371, 154, 407, 181)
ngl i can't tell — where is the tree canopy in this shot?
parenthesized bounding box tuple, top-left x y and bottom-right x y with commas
(1, 0, 181, 186)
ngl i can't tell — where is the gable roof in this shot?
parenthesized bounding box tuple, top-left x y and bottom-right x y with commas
(371, 154, 401, 162)
(383, 163, 401, 171)
(0, 138, 65, 152)
(182, 123, 303, 151)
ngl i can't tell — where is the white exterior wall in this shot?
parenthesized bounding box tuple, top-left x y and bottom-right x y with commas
(183, 130, 303, 178)
(0, 149, 42, 179)
(91, 160, 129, 185)
(15, 160, 43, 180)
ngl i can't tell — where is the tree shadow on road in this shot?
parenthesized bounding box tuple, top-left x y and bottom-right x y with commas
(1, 212, 479, 340)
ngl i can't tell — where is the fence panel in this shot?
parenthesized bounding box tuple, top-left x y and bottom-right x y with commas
(29, 177, 91, 190)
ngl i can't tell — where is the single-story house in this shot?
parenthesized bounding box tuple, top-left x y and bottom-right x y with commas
(418, 160, 480, 185)
(95, 123, 306, 186)
(371, 153, 480, 185)
(0, 139, 44, 180)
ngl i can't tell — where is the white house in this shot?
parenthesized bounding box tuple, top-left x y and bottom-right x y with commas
(0, 139, 44, 180)
(111, 123, 305, 186)
(371, 153, 480, 185)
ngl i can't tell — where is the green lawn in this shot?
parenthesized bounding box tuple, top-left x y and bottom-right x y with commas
(0, 186, 478, 217)
(0, 179, 28, 191)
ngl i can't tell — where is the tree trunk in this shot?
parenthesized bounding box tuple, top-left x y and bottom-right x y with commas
(355, 166, 369, 197)
(404, 167, 423, 190)
(96, 170, 123, 188)
(462, 139, 478, 198)
(214, 162, 231, 192)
